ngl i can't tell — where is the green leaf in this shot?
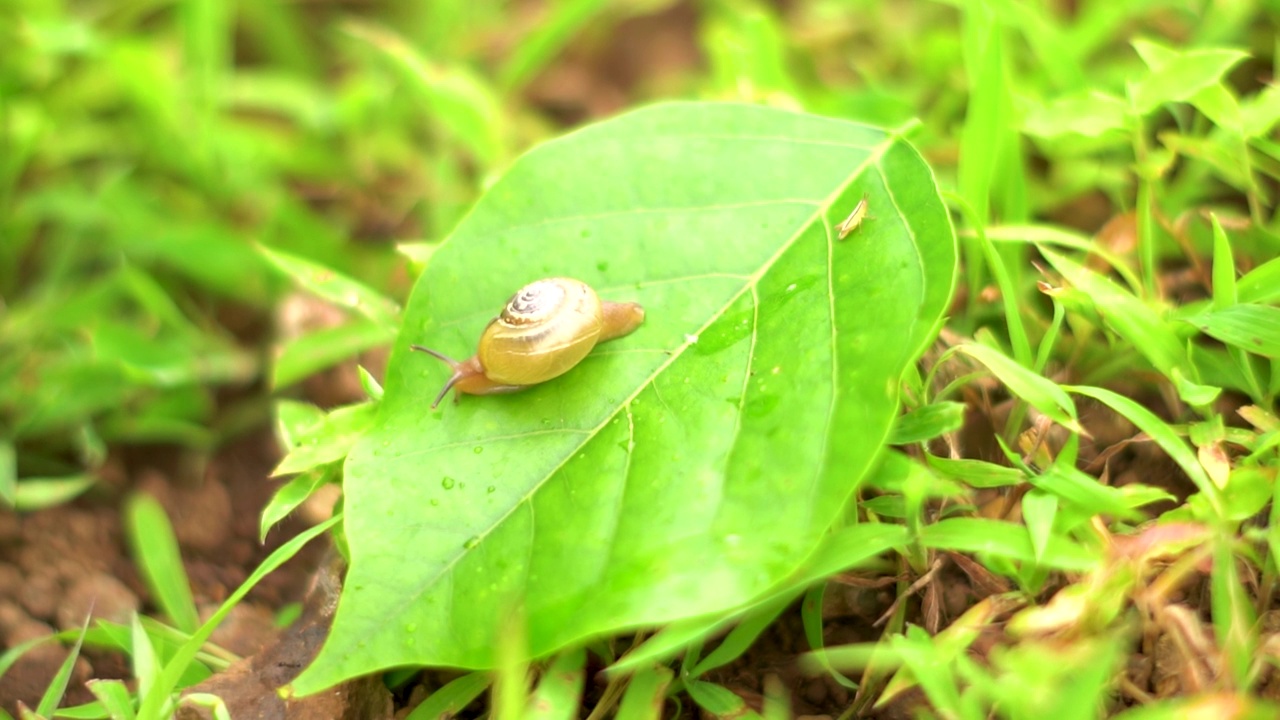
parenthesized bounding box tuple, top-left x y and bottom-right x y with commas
(1040, 247, 1192, 381)
(1238, 256, 1280, 304)
(1023, 91, 1128, 138)
(274, 400, 326, 448)
(86, 679, 136, 720)
(271, 318, 396, 390)
(294, 102, 956, 690)
(800, 585, 858, 691)
(1185, 305, 1280, 358)
(1066, 385, 1222, 516)
(258, 246, 401, 330)
(1021, 490, 1057, 563)
(1030, 463, 1169, 519)
(396, 241, 442, 274)
(926, 456, 1023, 488)
(0, 441, 15, 507)
(33, 614, 90, 719)
(790, 522, 908, 599)
(498, 0, 611, 92)
(686, 680, 758, 719)
(404, 672, 490, 720)
(607, 522, 904, 677)
(1242, 84, 1280, 138)
(1129, 42, 1248, 115)
(271, 402, 377, 476)
(1211, 535, 1255, 686)
(125, 494, 200, 634)
(689, 592, 795, 677)
(259, 467, 334, 542)
(919, 518, 1098, 571)
(889, 401, 966, 444)
(613, 665, 673, 720)
(1210, 215, 1238, 310)
(526, 647, 585, 720)
(342, 20, 506, 166)
(130, 614, 158, 704)
(13, 475, 96, 512)
(1222, 466, 1272, 521)
(357, 366, 384, 401)
(954, 344, 1081, 433)
(51, 701, 112, 719)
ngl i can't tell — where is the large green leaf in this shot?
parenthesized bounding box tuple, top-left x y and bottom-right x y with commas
(293, 102, 956, 691)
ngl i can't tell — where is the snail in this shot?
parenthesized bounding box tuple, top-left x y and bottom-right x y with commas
(411, 278, 645, 409)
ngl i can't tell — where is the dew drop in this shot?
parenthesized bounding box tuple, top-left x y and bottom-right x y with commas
(463, 536, 481, 549)
(473, 446, 483, 454)
(441, 477, 456, 490)
(487, 486, 496, 494)
(405, 623, 417, 633)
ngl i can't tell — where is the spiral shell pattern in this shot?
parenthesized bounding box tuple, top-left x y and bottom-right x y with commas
(500, 278, 570, 326)
(478, 278, 604, 386)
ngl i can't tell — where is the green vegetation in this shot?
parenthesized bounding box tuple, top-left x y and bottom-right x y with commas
(3, 0, 1280, 718)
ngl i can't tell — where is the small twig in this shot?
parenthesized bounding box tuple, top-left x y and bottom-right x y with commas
(873, 557, 945, 628)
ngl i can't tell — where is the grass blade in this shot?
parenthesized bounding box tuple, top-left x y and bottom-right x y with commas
(125, 495, 199, 634)
(138, 516, 339, 718)
(527, 647, 586, 720)
(404, 672, 490, 720)
(613, 665, 672, 720)
(32, 613, 90, 718)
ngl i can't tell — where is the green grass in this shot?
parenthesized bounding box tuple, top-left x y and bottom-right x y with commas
(2, 0, 1279, 718)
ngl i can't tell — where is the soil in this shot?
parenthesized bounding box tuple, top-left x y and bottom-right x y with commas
(0, 428, 329, 715)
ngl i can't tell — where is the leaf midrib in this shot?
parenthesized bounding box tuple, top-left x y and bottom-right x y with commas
(377, 129, 898, 630)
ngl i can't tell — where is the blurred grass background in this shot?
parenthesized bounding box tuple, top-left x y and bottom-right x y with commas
(2, 0, 1277, 506)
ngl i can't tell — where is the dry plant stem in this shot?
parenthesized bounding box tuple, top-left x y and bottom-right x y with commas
(1137, 544, 1214, 656)
(1142, 545, 1214, 608)
(850, 564, 915, 715)
(874, 557, 945, 628)
(847, 663, 885, 720)
(1083, 432, 1149, 474)
(1159, 605, 1218, 692)
(587, 630, 647, 720)
(994, 483, 1032, 521)
(1018, 414, 1055, 467)
(1120, 676, 1156, 705)
(582, 676, 628, 720)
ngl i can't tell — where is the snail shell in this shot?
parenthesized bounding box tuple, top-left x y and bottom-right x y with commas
(411, 278, 644, 408)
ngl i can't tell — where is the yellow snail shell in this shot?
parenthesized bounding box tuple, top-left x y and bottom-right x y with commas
(411, 277, 645, 408)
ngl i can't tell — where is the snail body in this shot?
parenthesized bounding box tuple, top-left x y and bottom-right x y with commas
(412, 278, 644, 408)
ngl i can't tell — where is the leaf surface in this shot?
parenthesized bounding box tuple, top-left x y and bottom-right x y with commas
(294, 102, 956, 691)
